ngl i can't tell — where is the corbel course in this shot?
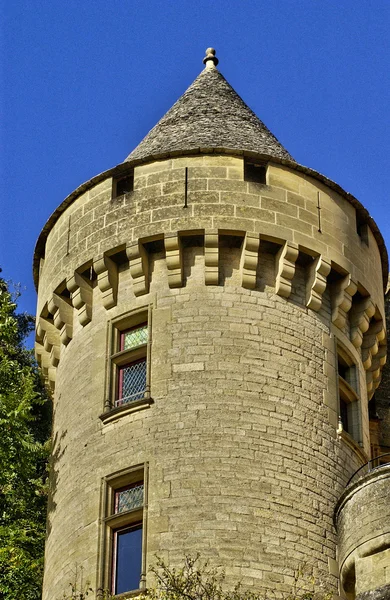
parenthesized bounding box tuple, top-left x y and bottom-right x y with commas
(67, 272, 93, 326)
(36, 316, 61, 368)
(204, 231, 219, 285)
(361, 320, 386, 370)
(241, 233, 260, 290)
(48, 293, 73, 346)
(164, 233, 183, 288)
(35, 342, 56, 391)
(126, 241, 149, 296)
(275, 241, 299, 298)
(94, 254, 119, 309)
(350, 297, 376, 348)
(331, 274, 357, 330)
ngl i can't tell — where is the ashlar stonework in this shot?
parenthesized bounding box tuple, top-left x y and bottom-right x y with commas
(34, 49, 390, 600)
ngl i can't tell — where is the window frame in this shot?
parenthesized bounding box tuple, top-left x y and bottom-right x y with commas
(337, 345, 362, 444)
(100, 306, 153, 423)
(99, 463, 149, 597)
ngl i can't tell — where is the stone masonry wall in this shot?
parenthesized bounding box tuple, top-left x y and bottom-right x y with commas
(37, 157, 384, 318)
(43, 247, 363, 598)
(36, 155, 388, 599)
(335, 466, 390, 598)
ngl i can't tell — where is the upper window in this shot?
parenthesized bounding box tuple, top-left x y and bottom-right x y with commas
(117, 324, 148, 406)
(244, 161, 267, 184)
(102, 308, 152, 420)
(113, 172, 134, 198)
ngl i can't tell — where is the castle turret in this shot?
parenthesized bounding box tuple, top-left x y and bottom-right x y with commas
(35, 49, 388, 599)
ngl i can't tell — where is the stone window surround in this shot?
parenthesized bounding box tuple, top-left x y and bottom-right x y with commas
(100, 305, 153, 424)
(337, 341, 362, 447)
(98, 463, 149, 597)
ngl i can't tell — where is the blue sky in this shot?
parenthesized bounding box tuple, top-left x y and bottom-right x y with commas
(1, 1, 389, 336)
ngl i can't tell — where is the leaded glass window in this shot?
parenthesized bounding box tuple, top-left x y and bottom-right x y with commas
(120, 324, 148, 352)
(117, 359, 146, 406)
(114, 483, 144, 514)
(109, 313, 150, 413)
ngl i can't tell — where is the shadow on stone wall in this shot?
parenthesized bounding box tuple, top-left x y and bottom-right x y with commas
(46, 426, 67, 538)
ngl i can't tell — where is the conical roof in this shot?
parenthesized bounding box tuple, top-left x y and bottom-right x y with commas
(125, 50, 293, 163)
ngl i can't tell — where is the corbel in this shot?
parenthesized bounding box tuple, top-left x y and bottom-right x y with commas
(306, 255, 331, 311)
(350, 297, 376, 348)
(35, 342, 56, 392)
(275, 241, 299, 298)
(241, 233, 260, 290)
(66, 271, 93, 326)
(204, 231, 219, 285)
(126, 241, 149, 296)
(164, 233, 183, 288)
(48, 293, 73, 346)
(331, 274, 357, 330)
(37, 316, 61, 368)
(94, 254, 119, 309)
(361, 319, 386, 370)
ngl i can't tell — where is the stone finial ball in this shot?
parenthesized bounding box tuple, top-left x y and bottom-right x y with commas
(203, 47, 219, 66)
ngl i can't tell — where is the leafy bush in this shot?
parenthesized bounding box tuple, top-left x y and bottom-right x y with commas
(0, 277, 51, 599)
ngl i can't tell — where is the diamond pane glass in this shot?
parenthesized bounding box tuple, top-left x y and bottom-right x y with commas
(115, 483, 144, 514)
(117, 360, 146, 406)
(121, 325, 148, 351)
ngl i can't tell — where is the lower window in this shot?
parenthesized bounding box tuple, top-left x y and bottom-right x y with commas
(113, 523, 143, 594)
(99, 465, 148, 596)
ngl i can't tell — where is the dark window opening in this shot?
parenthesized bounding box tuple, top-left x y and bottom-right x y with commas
(338, 359, 348, 381)
(115, 173, 134, 197)
(244, 161, 267, 184)
(340, 398, 349, 433)
(356, 211, 369, 245)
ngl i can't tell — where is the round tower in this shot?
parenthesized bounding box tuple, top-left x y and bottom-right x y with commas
(35, 50, 388, 599)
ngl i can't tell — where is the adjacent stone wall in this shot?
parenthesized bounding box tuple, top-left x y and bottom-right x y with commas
(374, 289, 390, 450)
(335, 465, 390, 598)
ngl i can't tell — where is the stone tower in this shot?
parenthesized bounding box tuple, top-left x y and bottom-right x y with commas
(34, 50, 389, 600)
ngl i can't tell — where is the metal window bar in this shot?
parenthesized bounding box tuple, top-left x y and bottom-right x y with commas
(121, 324, 148, 351)
(115, 483, 144, 514)
(116, 360, 147, 406)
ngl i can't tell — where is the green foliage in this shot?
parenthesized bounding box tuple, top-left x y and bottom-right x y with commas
(60, 565, 113, 600)
(0, 277, 51, 599)
(147, 555, 333, 600)
(60, 555, 332, 600)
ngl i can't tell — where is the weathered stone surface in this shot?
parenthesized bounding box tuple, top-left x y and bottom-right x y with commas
(335, 466, 390, 598)
(125, 68, 293, 164)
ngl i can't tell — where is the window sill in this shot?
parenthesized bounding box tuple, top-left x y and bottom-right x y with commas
(99, 397, 153, 424)
(111, 589, 146, 600)
(338, 429, 368, 464)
